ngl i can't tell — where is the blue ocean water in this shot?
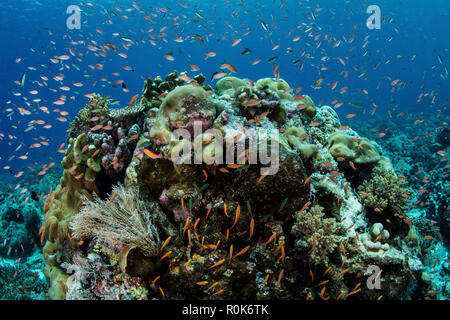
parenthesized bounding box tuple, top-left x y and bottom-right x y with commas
(0, 0, 448, 167)
(0, 0, 448, 300)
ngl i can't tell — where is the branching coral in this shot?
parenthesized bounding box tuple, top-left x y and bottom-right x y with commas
(70, 184, 161, 257)
(291, 205, 343, 266)
(358, 165, 412, 214)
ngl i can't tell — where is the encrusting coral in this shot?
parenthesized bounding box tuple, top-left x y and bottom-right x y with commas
(216, 76, 249, 97)
(151, 84, 215, 141)
(281, 126, 318, 161)
(40, 71, 428, 300)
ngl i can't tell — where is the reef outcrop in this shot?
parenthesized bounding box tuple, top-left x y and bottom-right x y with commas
(41, 72, 427, 300)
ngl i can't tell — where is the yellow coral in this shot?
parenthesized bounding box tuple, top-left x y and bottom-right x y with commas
(41, 133, 101, 299)
(255, 78, 293, 101)
(324, 132, 380, 164)
(281, 127, 318, 161)
(216, 76, 249, 96)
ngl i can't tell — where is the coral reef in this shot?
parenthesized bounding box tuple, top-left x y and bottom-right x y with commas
(39, 72, 441, 300)
(357, 161, 413, 238)
(62, 248, 148, 300)
(68, 94, 110, 140)
(348, 112, 450, 299)
(359, 222, 391, 256)
(40, 92, 151, 299)
(0, 254, 48, 300)
(0, 170, 61, 299)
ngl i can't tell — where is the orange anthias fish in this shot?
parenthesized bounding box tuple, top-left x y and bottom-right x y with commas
(220, 63, 237, 73)
(233, 245, 250, 258)
(298, 201, 311, 213)
(90, 124, 103, 132)
(244, 99, 262, 107)
(212, 72, 227, 80)
(128, 94, 139, 106)
(160, 250, 172, 261)
(129, 134, 139, 141)
(144, 149, 161, 159)
(231, 38, 242, 47)
(208, 259, 225, 269)
(247, 217, 254, 241)
(232, 205, 240, 227)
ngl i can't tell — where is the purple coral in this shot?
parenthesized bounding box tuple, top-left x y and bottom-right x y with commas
(100, 124, 140, 177)
(159, 189, 170, 208)
(169, 112, 214, 138)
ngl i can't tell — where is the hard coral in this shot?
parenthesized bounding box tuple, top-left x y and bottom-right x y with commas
(142, 70, 211, 107)
(0, 202, 41, 257)
(291, 205, 344, 266)
(325, 132, 381, 165)
(282, 126, 318, 161)
(43, 71, 427, 301)
(359, 222, 391, 255)
(149, 85, 215, 146)
(216, 76, 249, 97)
(64, 133, 102, 184)
(63, 250, 148, 300)
(68, 94, 109, 140)
(160, 85, 215, 135)
(358, 164, 412, 214)
(255, 78, 293, 101)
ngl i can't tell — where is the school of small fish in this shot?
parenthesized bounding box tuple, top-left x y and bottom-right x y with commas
(0, 0, 448, 301)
